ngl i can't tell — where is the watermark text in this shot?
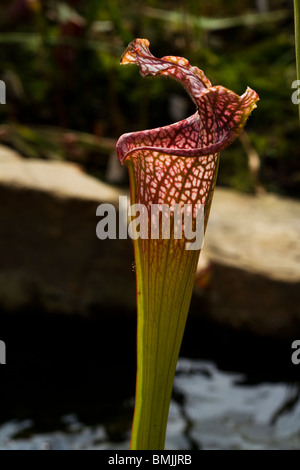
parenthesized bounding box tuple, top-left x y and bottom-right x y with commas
(96, 196, 204, 250)
(0, 80, 5, 104)
(291, 80, 300, 105)
(0, 340, 6, 364)
(291, 339, 300, 365)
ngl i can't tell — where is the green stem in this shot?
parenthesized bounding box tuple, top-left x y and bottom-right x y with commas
(127, 156, 219, 450)
(130, 236, 199, 450)
(294, 0, 300, 123)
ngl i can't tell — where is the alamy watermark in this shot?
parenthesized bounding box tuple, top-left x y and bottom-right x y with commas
(0, 80, 6, 104)
(291, 80, 300, 105)
(291, 340, 300, 365)
(96, 196, 204, 250)
(0, 340, 6, 365)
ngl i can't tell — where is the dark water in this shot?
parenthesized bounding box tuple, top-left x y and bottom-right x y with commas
(0, 312, 299, 450)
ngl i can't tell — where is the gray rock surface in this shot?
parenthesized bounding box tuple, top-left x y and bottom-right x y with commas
(0, 145, 299, 336)
(0, 151, 136, 315)
(0, 144, 22, 163)
(196, 188, 300, 336)
(205, 188, 300, 283)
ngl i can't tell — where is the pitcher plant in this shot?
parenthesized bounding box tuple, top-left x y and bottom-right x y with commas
(116, 38, 259, 450)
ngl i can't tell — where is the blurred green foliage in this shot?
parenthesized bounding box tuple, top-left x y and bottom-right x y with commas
(0, 0, 299, 196)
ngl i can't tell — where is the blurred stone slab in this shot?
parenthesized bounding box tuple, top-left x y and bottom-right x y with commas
(0, 144, 22, 163)
(196, 188, 300, 337)
(0, 146, 300, 337)
(0, 155, 136, 315)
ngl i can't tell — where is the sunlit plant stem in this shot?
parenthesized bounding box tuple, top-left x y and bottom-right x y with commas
(294, 0, 300, 123)
(117, 38, 258, 450)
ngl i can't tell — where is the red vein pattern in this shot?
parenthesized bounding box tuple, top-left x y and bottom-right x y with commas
(117, 38, 259, 223)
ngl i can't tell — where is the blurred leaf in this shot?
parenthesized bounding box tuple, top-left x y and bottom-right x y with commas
(143, 7, 290, 31)
(0, 124, 116, 166)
